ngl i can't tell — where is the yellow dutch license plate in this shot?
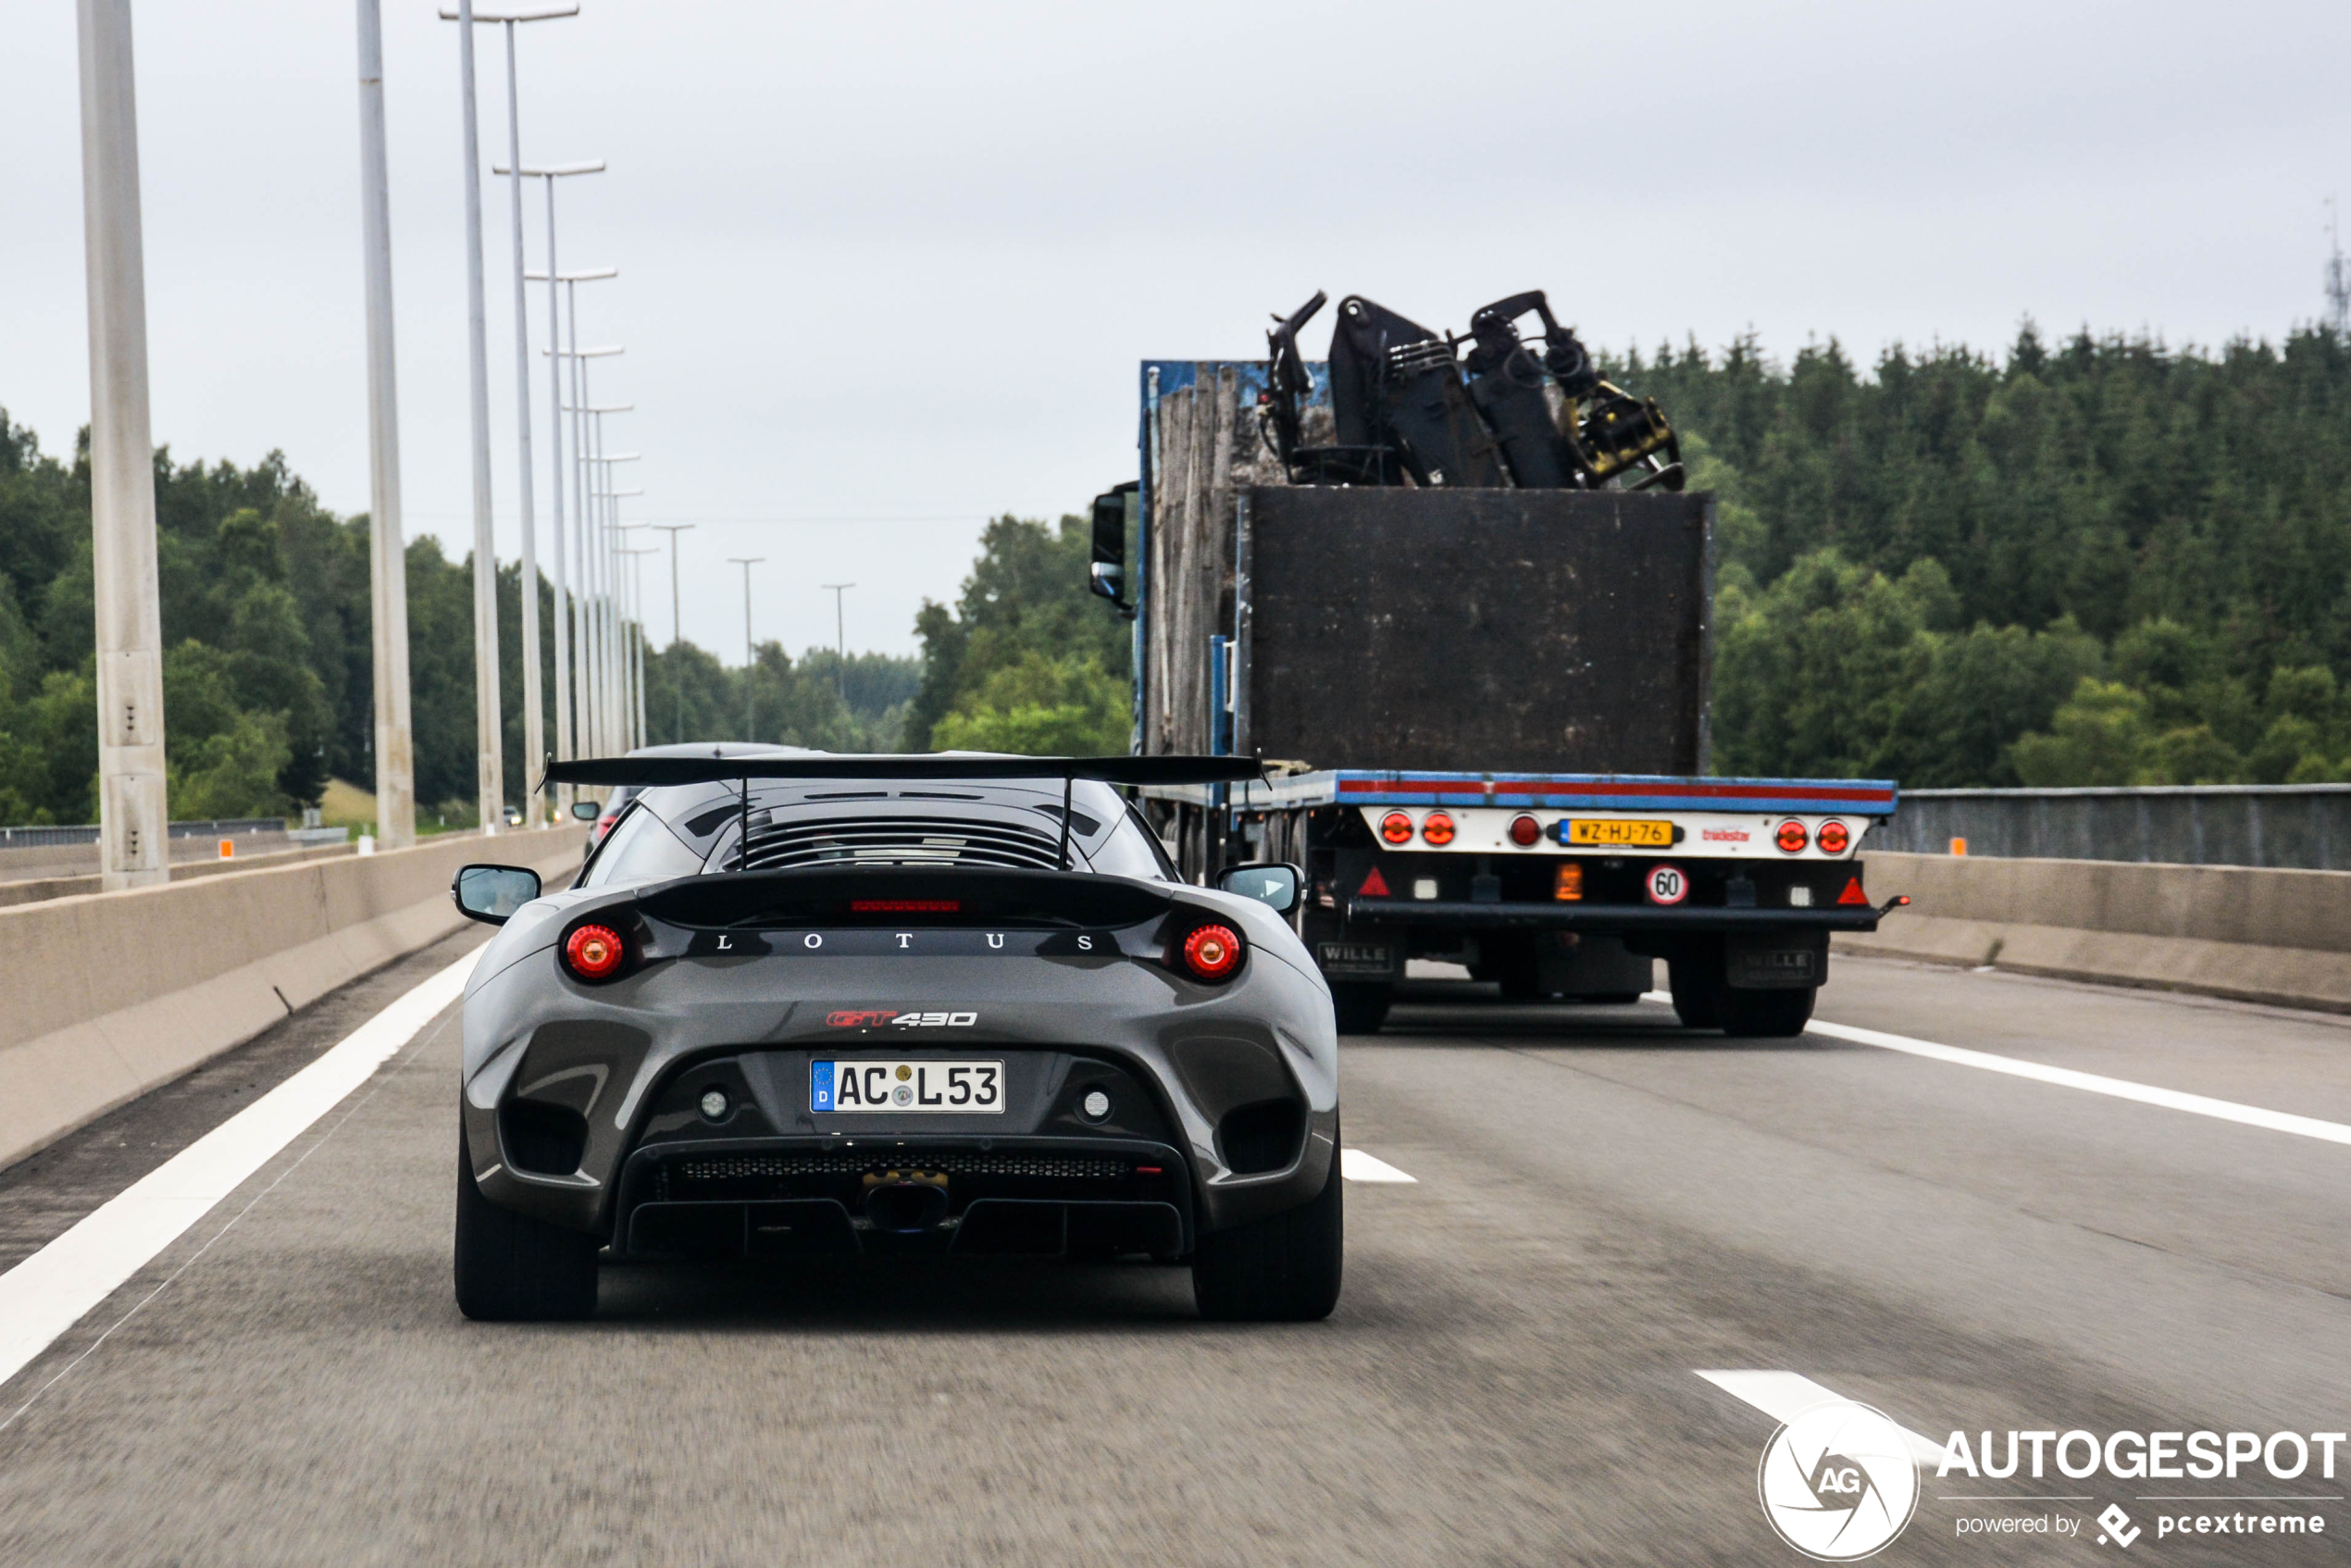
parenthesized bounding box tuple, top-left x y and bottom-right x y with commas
(1565, 818, 1675, 848)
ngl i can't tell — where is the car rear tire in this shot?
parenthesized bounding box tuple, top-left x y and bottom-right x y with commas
(1191, 1140, 1344, 1322)
(1721, 986, 1817, 1039)
(1329, 982, 1391, 1035)
(1666, 956, 1723, 1029)
(454, 1121, 599, 1322)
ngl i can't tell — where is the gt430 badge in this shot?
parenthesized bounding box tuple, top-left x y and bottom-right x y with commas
(826, 1010, 978, 1028)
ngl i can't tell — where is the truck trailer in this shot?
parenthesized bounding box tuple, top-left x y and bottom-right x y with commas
(1090, 352, 1903, 1037)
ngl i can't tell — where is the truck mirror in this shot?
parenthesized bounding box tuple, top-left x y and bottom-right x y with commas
(1217, 862, 1301, 915)
(570, 799, 601, 821)
(1088, 485, 1135, 616)
(452, 864, 541, 925)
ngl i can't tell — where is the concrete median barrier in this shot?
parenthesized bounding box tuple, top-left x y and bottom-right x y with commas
(0, 830, 585, 1172)
(1839, 850, 2351, 1013)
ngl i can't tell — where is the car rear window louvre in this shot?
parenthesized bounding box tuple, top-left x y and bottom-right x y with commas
(727, 815, 1065, 873)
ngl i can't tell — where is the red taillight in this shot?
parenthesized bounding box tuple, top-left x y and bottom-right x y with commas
(1421, 811, 1456, 846)
(1379, 811, 1412, 844)
(1178, 923, 1244, 982)
(1774, 819, 1810, 854)
(594, 814, 617, 840)
(1508, 814, 1542, 847)
(1816, 820, 1850, 855)
(564, 923, 627, 981)
(850, 899, 961, 913)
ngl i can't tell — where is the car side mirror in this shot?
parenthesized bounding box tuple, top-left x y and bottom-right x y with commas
(570, 799, 600, 821)
(1088, 485, 1135, 617)
(1217, 861, 1301, 915)
(453, 864, 541, 925)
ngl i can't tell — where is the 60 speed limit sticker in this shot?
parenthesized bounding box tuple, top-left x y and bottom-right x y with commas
(1645, 864, 1688, 905)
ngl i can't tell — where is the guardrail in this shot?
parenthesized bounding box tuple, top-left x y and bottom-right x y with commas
(0, 828, 586, 1172)
(0, 817, 292, 851)
(1871, 785, 2351, 871)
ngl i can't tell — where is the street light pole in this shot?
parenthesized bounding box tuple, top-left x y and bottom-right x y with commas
(728, 557, 764, 743)
(355, 0, 414, 849)
(595, 455, 641, 753)
(821, 581, 854, 708)
(622, 544, 658, 750)
(651, 523, 691, 741)
(516, 213, 605, 813)
(445, 0, 503, 834)
(77, 0, 168, 890)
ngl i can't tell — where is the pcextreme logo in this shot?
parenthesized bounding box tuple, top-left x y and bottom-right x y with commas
(1758, 1401, 1921, 1561)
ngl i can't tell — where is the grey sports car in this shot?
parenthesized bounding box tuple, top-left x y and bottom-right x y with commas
(447, 753, 1341, 1324)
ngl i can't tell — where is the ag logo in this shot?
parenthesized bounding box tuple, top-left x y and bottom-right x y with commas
(1645, 864, 1688, 905)
(1757, 1401, 1918, 1560)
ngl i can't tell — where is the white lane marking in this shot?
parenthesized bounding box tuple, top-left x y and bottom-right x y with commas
(0, 951, 476, 1391)
(1641, 990, 2351, 1149)
(1697, 1370, 1946, 1464)
(1341, 1148, 1417, 1183)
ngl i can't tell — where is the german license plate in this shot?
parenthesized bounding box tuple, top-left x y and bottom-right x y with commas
(1316, 941, 1395, 977)
(1562, 818, 1675, 848)
(813, 1060, 1003, 1114)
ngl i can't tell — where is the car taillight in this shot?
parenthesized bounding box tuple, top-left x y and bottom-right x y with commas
(1508, 815, 1541, 847)
(1178, 923, 1244, 982)
(564, 923, 627, 981)
(1421, 812, 1456, 846)
(1554, 863, 1584, 902)
(1379, 811, 1412, 844)
(594, 814, 617, 840)
(1816, 820, 1850, 855)
(1774, 819, 1810, 853)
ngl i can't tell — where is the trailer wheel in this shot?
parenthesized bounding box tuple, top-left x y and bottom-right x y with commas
(1330, 982, 1391, 1035)
(1666, 957, 1723, 1029)
(1722, 986, 1816, 1039)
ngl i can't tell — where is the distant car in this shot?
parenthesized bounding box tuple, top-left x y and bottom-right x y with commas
(451, 751, 1340, 1324)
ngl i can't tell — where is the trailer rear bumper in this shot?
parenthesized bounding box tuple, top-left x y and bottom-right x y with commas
(1341, 899, 1886, 933)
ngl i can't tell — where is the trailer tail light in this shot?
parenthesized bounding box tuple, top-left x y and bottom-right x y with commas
(1553, 863, 1584, 901)
(1421, 812, 1456, 846)
(1177, 923, 1244, 982)
(1379, 811, 1413, 844)
(1816, 820, 1850, 855)
(563, 923, 627, 982)
(1508, 814, 1541, 847)
(1774, 819, 1810, 853)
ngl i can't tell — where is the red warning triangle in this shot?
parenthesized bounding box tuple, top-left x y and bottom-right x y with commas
(1836, 876, 1869, 905)
(1359, 865, 1391, 898)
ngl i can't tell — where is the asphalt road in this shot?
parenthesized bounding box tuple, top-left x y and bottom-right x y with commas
(4, 950, 2349, 1566)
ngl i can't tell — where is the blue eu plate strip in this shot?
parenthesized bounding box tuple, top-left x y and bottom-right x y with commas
(810, 1060, 835, 1113)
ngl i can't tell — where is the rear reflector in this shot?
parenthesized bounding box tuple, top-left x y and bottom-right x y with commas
(1508, 815, 1541, 847)
(850, 899, 962, 913)
(1837, 876, 1869, 905)
(1359, 865, 1391, 897)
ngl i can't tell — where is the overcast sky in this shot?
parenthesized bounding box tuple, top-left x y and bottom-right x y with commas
(7, 1, 2349, 661)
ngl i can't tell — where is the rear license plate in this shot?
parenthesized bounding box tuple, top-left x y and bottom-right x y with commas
(1562, 818, 1675, 848)
(813, 1060, 1003, 1114)
(1316, 941, 1396, 977)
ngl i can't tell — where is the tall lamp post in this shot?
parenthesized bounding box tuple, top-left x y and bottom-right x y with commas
(507, 168, 603, 818)
(441, 4, 576, 827)
(728, 557, 765, 743)
(651, 523, 692, 742)
(621, 543, 659, 751)
(78, 0, 168, 890)
(821, 581, 854, 708)
(355, 0, 415, 849)
(594, 455, 641, 753)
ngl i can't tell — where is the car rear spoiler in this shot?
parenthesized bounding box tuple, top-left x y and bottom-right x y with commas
(541, 753, 1263, 870)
